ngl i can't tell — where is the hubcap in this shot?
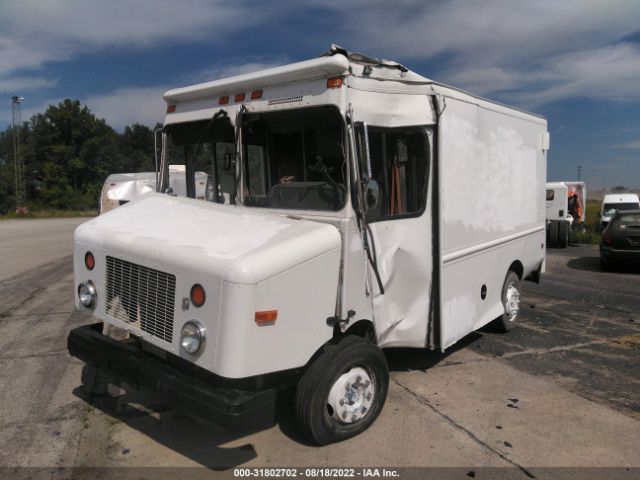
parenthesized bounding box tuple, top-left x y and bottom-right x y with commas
(505, 283, 520, 322)
(327, 367, 375, 424)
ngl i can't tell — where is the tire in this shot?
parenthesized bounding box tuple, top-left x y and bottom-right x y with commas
(295, 335, 389, 445)
(495, 271, 521, 332)
(548, 222, 559, 247)
(600, 255, 613, 271)
(558, 221, 569, 248)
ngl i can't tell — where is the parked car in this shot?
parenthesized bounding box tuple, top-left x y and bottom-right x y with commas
(599, 193, 640, 230)
(600, 209, 640, 270)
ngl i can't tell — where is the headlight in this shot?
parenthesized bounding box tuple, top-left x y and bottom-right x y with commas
(181, 320, 206, 354)
(78, 281, 97, 308)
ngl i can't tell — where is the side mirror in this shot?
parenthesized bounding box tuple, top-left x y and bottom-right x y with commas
(364, 179, 380, 211)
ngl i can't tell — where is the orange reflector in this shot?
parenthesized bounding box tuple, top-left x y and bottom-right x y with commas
(219, 96, 229, 105)
(255, 310, 278, 325)
(190, 284, 206, 307)
(251, 90, 263, 100)
(234, 93, 246, 102)
(166, 104, 176, 113)
(327, 77, 343, 89)
(85, 252, 95, 271)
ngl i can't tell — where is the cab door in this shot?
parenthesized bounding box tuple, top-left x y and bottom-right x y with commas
(355, 125, 434, 348)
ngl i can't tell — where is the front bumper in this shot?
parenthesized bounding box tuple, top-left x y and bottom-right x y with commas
(600, 246, 640, 261)
(68, 323, 277, 433)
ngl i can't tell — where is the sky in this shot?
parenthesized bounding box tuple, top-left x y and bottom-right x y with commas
(0, 0, 639, 189)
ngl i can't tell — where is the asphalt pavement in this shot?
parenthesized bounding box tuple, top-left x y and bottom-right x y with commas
(0, 217, 90, 281)
(0, 219, 638, 478)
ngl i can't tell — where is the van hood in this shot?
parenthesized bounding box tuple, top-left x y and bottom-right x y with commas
(75, 193, 341, 284)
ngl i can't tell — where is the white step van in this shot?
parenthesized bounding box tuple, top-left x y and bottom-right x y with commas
(68, 46, 549, 444)
(99, 165, 210, 214)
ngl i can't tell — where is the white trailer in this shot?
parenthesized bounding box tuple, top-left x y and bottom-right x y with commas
(99, 165, 210, 213)
(545, 181, 586, 247)
(68, 46, 548, 444)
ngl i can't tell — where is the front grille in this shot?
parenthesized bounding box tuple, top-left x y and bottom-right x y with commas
(105, 256, 176, 342)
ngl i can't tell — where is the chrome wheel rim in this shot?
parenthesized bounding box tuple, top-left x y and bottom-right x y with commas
(505, 283, 521, 322)
(327, 367, 375, 424)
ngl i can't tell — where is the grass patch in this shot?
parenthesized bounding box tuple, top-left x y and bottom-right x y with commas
(0, 208, 97, 220)
(570, 199, 602, 245)
(572, 229, 601, 245)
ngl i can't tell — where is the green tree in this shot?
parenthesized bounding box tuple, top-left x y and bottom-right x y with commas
(25, 99, 122, 209)
(120, 123, 156, 172)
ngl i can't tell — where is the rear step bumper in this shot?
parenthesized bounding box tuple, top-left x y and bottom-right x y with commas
(68, 323, 277, 433)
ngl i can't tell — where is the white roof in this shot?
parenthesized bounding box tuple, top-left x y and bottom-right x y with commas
(603, 193, 640, 202)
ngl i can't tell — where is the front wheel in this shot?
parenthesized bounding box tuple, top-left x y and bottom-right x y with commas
(495, 271, 522, 332)
(295, 335, 389, 445)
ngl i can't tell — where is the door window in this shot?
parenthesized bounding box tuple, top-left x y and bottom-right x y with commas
(356, 126, 429, 221)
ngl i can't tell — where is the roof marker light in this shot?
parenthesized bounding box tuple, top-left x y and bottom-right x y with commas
(166, 104, 176, 113)
(255, 310, 278, 325)
(219, 96, 229, 105)
(327, 77, 343, 89)
(251, 90, 263, 100)
(234, 93, 246, 102)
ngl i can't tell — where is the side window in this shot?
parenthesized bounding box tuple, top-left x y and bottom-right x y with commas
(356, 126, 429, 221)
(546, 189, 554, 201)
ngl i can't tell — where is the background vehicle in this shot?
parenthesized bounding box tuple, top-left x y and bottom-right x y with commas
(99, 165, 210, 213)
(600, 193, 640, 230)
(546, 181, 586, 248)
(600, 209, 640, 270)
(68, 45, 548, 445)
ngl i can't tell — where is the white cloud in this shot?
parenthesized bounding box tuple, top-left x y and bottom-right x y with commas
(318, 0, 640, 106)
(0, 0, 267, 78)
(445, 43, 640, 107)
(617, 139, 640, 150)
(0, 86, 167, 132)
(82, 86, 169, 130)
(0, 76, 57, 94)
(189, 57, 291, 84)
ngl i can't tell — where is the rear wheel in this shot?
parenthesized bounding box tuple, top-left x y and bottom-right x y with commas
(548, 222, 559, 247)
(495, 271, 521, 332)
(558, 221, 569, 248)
(295, 335, 389, 445)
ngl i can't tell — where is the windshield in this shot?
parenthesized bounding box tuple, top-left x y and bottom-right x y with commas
(240, 106, 347, 211)
(617, 213, 640, 225)
(164, 117, 236, 203)
(603, 202, 640, 216)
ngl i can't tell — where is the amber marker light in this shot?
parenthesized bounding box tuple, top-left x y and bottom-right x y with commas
(234, 93, 246, 102)
(190, 284, 206, 307)
(84, 252, 95, 270)
(166, 104, 176, 113)
(255, 310, 278, 325)
(219, 96, 229, 105)
(327, 77, 343, 89)
(251, 90, 263, 100)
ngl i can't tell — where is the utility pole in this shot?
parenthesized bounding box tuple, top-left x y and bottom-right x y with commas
(577, 165, 582, 182)
(12, 96, 26, 214)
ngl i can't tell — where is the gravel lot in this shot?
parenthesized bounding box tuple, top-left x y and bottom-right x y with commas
(0, 219, 638, 478)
